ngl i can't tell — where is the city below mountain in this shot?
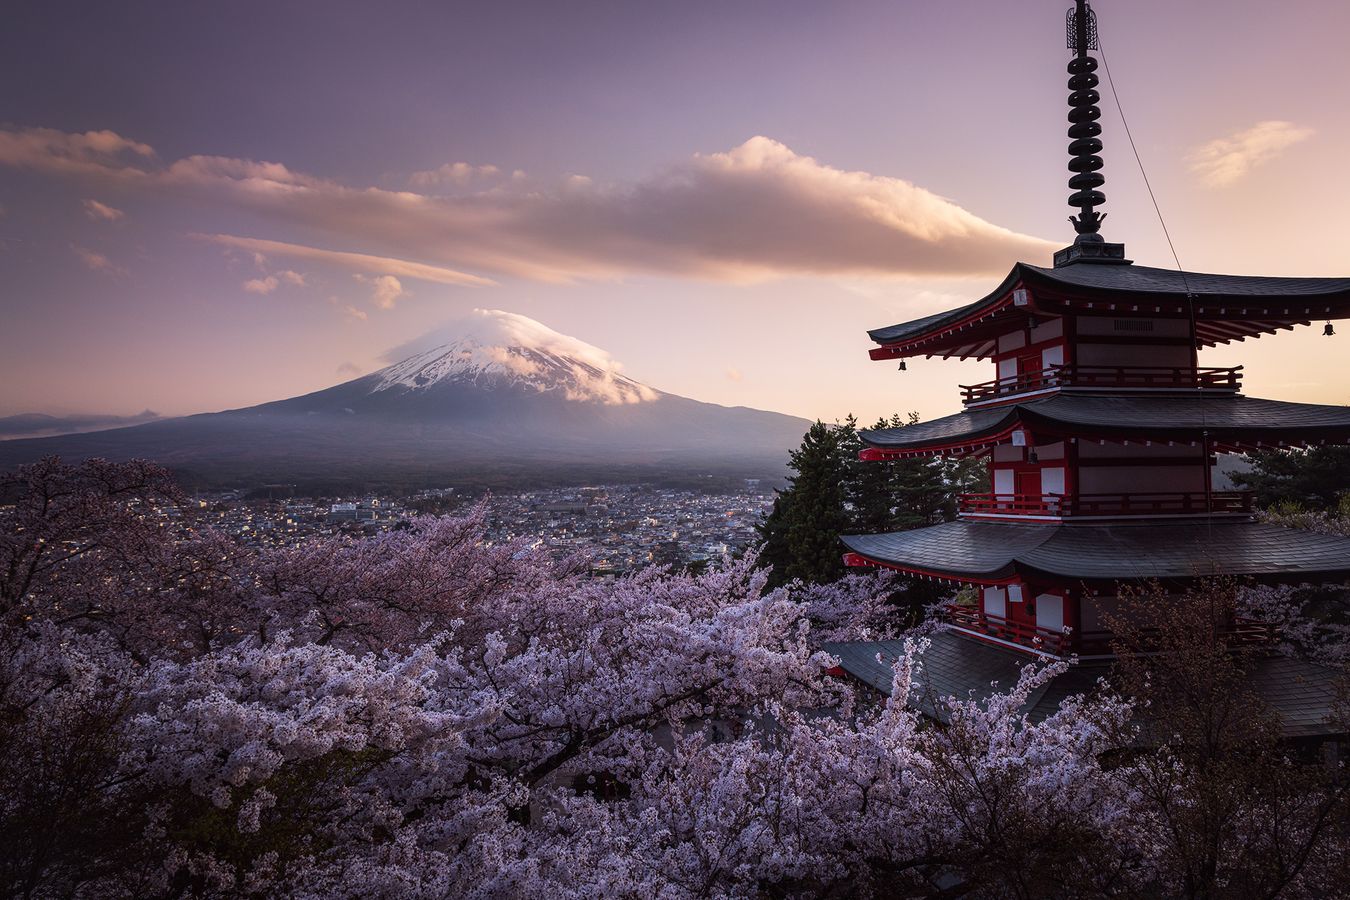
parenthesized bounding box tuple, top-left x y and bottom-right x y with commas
(0, 310, 811, 488)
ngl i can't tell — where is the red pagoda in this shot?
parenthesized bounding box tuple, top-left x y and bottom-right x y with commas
(827, 1, 1350, 737)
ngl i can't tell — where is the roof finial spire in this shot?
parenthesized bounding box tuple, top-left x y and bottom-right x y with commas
(1053, 1, 1127, 266)
(1066, 0, 1105, 243)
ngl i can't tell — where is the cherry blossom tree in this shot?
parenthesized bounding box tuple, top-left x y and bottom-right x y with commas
(3, 459, 1348, 898)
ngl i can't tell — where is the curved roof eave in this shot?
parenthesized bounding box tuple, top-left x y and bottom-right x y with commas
(866, 261, 1350, 351)
(866, 265, 1024, 346)
(1021, 263, 1350, 301)
(858, 395, 1350, 453)
(858, 405, 1023, 450)
(843, 522, 1350, 585)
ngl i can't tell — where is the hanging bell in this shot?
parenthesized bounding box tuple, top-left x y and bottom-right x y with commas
(1324, 321, 1336, 336)
(1028, 449, 1040, 463)
(898, 360, 908, 371)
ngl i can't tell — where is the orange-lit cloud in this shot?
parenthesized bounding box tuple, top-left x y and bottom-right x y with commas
(0, 128, 153, 179)
(242, 270, 304, 294)
(408, 161, 501, 188)
(6, 126, 1056, 284)
(354, 273, 406, 309)
(73, 245, 127, 275)
(82, 199, 124, 222)
(1188, 120, 1314, 187)
(199, 234, 496, 287)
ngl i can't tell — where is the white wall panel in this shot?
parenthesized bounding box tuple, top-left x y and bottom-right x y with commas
(983, 587, 1007, 619)
(1036, 594, 1064, 632)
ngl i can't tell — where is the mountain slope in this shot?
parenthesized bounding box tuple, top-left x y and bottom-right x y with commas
(0, 311, 810, 486)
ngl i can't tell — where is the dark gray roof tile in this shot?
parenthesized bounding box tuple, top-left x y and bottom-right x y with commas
(826, 631, 1343, 738)
(869, 262, 1350, 347)
(843, 520, 1350, 582)
(1024, 263, 1350, 299)
(860, 395, 1350, 450)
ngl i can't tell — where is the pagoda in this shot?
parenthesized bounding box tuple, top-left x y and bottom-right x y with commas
(827, 0, 1350, 737)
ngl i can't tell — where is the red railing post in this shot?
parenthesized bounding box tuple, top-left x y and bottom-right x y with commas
(960, 366, 1242, 405)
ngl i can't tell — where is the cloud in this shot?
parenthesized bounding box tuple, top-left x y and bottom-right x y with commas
(355, 273, 406, 309)
(336, 361, 362, 377)
(725, 367, 743, 382)
(0, 127, 154, 179)
(343, 305, 368, 321)
(408, 161, 500, 188)
(0, 409, 161, 439)
(242, 269, 306, 294)
(73, 245, 127, 276)
(380, 308, 658, 405)
(83, 199, 124, 222)
(1188, 121, 1314, 187)
(5, 125, 1057, 283)
(200, 234, 496, 287)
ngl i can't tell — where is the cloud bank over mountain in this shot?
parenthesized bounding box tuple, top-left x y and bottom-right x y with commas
(375, 309, 658, 406)
(1, 126, 1055, 286)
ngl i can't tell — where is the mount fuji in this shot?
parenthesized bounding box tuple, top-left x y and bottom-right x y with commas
(0, 311, 811, 487)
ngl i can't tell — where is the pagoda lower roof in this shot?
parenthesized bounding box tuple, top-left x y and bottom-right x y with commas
(859, 394, 1350, 455)
(841, 519, 1350, 584)
(867, 261, 1350, 354)
(824, 630, 1343, 738)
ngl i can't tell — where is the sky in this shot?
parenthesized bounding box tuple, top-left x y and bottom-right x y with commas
(2, 0, 1349, 426)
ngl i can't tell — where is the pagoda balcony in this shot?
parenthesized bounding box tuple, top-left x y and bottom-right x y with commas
(943, 605, 1072, 655)
(957, 490, 1254, 519)
(960, 365, 1243, 406)
(943, 605, 1275, 657)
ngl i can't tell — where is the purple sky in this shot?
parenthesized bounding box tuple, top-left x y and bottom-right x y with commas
(3, 0, 1349, 425)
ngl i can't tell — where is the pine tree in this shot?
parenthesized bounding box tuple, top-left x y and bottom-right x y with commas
(758, 421, 851, 586)
(1232, 446, 1350, 512)
(759, 414, 991, 587)
(844, 415, 898, 534)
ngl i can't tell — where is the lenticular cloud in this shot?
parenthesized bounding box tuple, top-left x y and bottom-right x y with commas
(374, 309, 658, 405)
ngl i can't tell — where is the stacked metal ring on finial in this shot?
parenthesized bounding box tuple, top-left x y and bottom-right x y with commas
(1067, 55, 1105, 236)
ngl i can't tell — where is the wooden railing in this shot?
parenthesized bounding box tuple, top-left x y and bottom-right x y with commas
(945, 606, 1274, 656)
(944, 605, 1071, 655)
(958, 491, 1254, 518)
(960, 365, 1243, 404)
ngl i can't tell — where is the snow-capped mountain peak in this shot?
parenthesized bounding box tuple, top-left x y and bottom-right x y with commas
(372, 309, 658, 406)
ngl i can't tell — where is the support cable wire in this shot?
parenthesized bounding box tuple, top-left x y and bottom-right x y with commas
(1097, 34, 1215, 542)
(1097, 39, 1191, 294)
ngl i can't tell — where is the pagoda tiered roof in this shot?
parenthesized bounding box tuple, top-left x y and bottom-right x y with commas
(858, 394, 1350, 457)
(868, 262, 1350, 358)
(824, 631, 1344, 738)
(841, 520, 1350, 585)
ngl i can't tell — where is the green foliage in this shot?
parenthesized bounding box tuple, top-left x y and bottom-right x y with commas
(760, 414, 987, 587)
(1232, 445, 1350, 512)
(760, 421, 852, 587)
